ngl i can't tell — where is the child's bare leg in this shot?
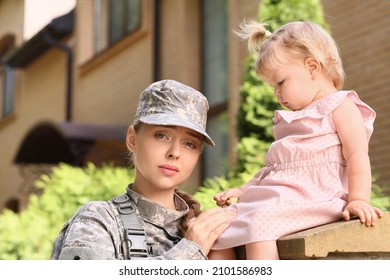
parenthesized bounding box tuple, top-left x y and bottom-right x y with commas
(208, 248, 237, 260)
(245, 241, 279, 260)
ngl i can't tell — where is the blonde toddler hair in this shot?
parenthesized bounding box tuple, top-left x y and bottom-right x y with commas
(238, 20, 345, 90)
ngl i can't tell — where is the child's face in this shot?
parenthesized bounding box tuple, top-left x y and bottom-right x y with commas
(127, 124, 203, 195)
(265, 58, 322, 111)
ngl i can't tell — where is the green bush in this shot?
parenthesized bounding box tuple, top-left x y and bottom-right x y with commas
(0, 163, 134, 260)
(371, 177, 390, 211)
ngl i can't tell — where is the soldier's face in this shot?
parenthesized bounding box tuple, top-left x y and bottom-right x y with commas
(126, 124, 202, 198)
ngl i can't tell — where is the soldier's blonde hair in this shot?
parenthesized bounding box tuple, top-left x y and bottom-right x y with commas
(237, 20, 345, 90)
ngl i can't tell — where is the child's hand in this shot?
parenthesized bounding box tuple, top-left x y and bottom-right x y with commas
(214, 188, 244, 207)
(342, 200, 384, 226)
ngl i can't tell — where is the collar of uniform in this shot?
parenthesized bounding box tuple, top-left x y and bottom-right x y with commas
(125, 184, 190, 229)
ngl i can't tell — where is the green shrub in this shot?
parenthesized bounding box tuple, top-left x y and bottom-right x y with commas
(0, 163, 134, 260)
(371, 177, 390, 211)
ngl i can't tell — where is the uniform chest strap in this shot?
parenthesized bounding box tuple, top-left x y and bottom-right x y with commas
(111, 194, 148, 259)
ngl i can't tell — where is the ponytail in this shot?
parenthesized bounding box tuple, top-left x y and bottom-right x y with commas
(235, 20, 272, 53)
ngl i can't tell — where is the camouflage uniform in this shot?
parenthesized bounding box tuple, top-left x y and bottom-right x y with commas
(51, 185, 207, 260)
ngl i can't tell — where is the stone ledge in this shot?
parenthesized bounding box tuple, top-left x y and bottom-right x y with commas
(277, 212, 390, 259)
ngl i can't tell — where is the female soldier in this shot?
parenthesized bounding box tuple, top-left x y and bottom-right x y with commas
(51, 80, 237, 260)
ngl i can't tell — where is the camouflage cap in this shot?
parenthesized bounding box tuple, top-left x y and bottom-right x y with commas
(133, 80, 215, 146)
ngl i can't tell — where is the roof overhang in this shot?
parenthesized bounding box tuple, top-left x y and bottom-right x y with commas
(4, 9, 74, 68)
(14, 121, 129, 167)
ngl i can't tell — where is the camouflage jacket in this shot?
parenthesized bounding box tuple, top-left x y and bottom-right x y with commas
(51, 185, 207, 260)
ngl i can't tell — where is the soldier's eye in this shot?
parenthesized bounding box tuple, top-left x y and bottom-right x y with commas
(155, 133, 169, 140)
(184, 141, 197, 149)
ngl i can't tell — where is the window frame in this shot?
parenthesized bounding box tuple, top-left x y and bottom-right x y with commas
(0, 35, 16, 125)
(81, 0, 148, 74)
(108, 0, 142, 46)
(1, 64, 15, 117)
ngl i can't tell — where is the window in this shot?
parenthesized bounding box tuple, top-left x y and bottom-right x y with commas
(0, 35, 15, 120)
(94, 0, 142, 54)
(201, 0, 229, 179)
(1, 64, 15, 117)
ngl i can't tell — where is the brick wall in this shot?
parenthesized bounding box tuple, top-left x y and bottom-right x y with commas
(322, 0, 390, 192)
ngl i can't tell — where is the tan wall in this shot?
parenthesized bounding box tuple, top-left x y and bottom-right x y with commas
(159, 0, 201, 87)
(0, 0, 24, 45)
(0, 0, 23, 211)
(0, 0, 24, 210)
(74, 0, 154, 126)
(0, 48, 67, 210)
(321, 0, 390, 191)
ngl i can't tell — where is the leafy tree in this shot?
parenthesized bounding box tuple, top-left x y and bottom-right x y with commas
(0, 163, 133, 259)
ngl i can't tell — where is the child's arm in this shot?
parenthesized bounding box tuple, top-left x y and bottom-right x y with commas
(332, 97, 384, 226)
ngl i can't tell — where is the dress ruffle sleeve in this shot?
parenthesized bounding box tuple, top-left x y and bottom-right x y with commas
(273, 90, 375, 140)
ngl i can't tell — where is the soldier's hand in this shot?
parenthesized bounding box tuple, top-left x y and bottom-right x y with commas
(184, 207, 237, 255)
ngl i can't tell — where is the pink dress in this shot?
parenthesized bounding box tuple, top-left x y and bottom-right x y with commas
(212, 90, 375, 249)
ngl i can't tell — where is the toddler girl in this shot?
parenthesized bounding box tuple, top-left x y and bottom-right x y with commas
(211, 21, 384, 260)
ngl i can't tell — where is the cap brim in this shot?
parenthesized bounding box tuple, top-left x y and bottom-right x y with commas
(137, 114, 215, 146)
